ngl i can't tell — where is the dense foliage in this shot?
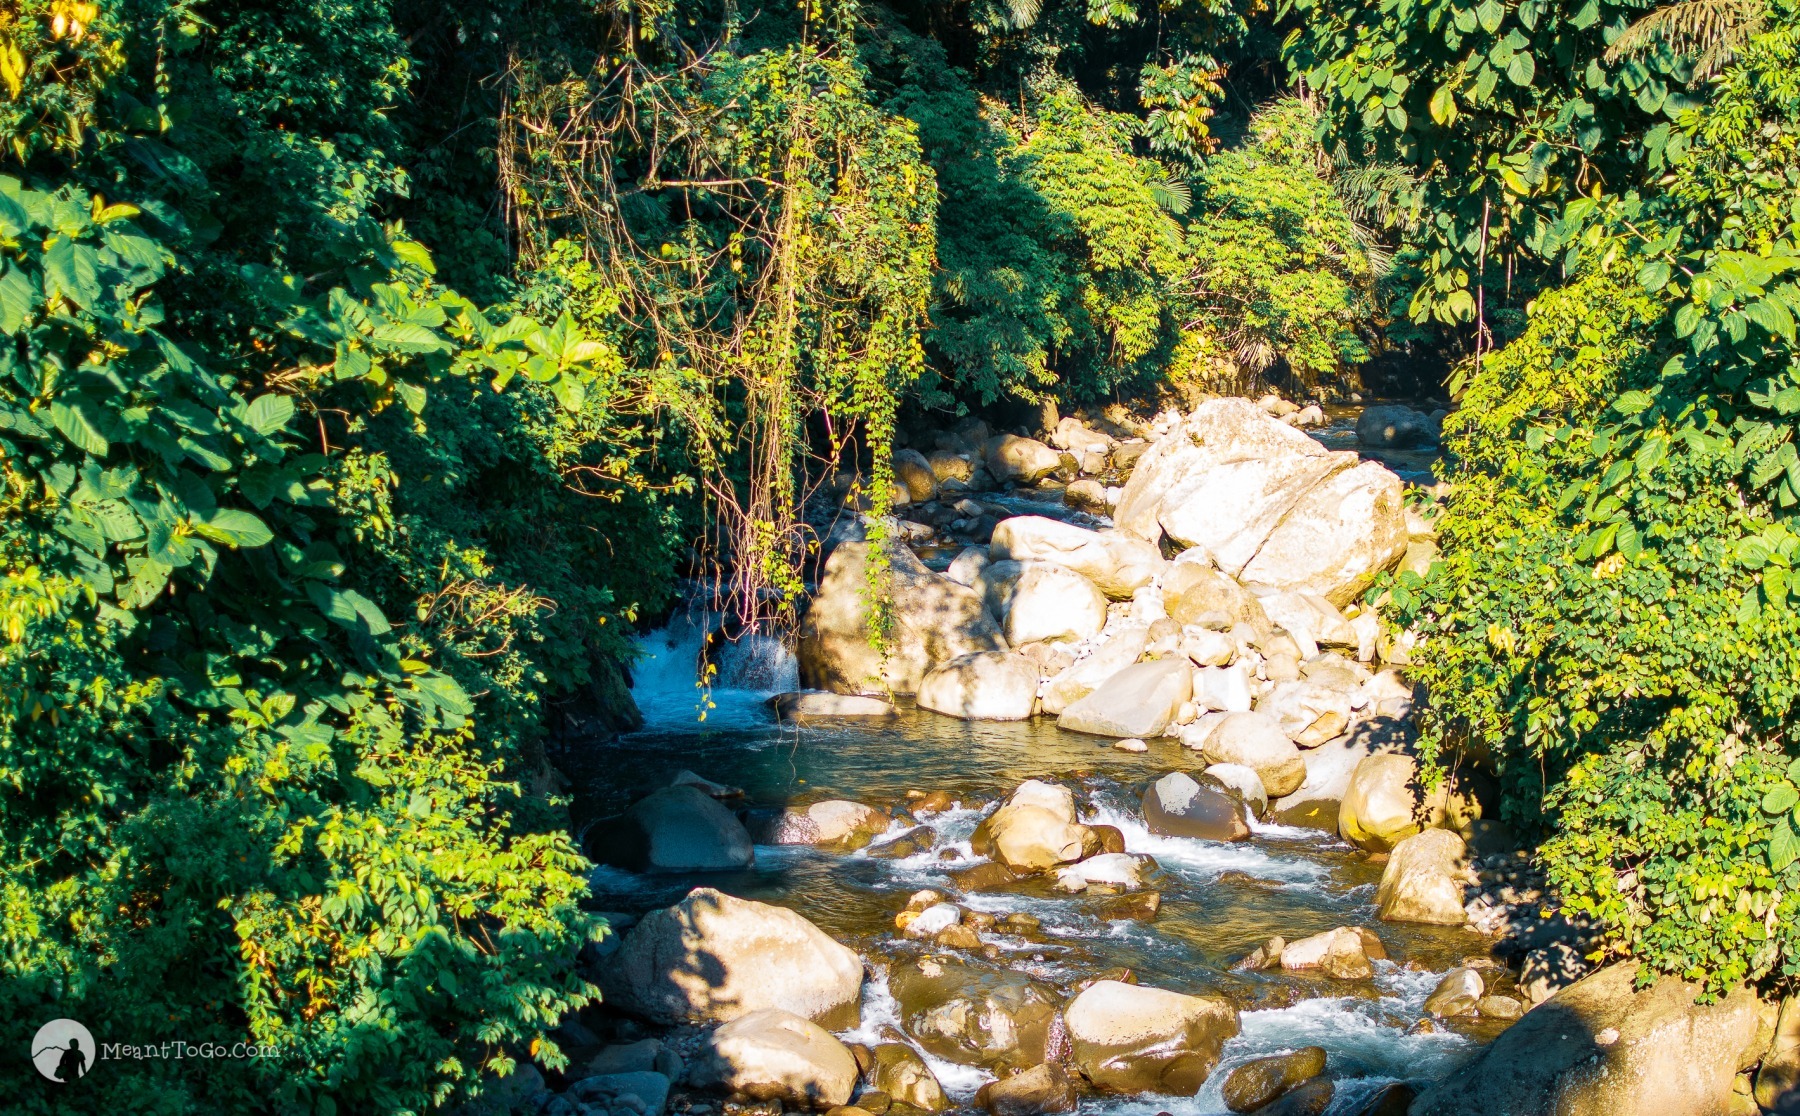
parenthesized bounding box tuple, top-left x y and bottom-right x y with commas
(6, 0, 1799, 1105)
(1387, 4, 1800, 993)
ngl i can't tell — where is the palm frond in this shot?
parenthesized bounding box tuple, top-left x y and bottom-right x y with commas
(1148, 174, 1193, 215)
(1604, 0, 1767, 79)
(1335, 162, 1420, 231)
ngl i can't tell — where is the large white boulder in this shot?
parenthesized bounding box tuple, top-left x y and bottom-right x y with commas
(1256, 680, 1354, 748)
(690, 1008, 859, 1108)
(1200, 712, 1306, 798)
(917, 651, 1040, 721)
(1041, 626, 1150, 715)
(1279, 926, 1388, 980)
(1113, 399, 1327, 541)
(1110, 399, 1407, 607)
(799, 541, 1004, 695)
(600, 889, 864, 1026)
(1063, 980, 1240, 1094)
(1058, 659, 1192, 739)
(1004, 563, 1107, 645)
(1239, 460, 1409, 606)
(989, 516, 1166, 599)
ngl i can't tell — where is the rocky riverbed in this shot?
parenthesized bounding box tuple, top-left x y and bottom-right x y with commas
(516, 396, 1792, 1116)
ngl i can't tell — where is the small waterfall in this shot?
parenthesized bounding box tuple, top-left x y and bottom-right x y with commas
(629, 607, 797, 731)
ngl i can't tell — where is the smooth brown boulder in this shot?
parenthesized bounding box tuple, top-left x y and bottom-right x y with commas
(890, 956, 1061, 1070)
(1246, 1076, 1333, 1116)
(1142, 771, 1250, 841)
(1278, 927, 1387, 980)
(1376, 828, 1472, 925)
(987, 435, 1064, 484)
(599, 888, 863, 1026)
(1223, 1047, 1327, 1112)
(980, 1064, 1077, 1116)
(690, 1008, 859, 1108)
(970, 780, 1095, 870)
(597, 785, 755, 873)
(1410, 963, 1777, 1116)
(1062, 979, 1240, 1094)
(869, 1043, 948, 1113)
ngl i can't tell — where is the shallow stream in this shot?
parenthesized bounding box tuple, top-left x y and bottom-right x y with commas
(567, 403, 1473, 1116)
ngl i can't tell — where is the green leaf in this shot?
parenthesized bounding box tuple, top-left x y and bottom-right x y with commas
(413, 671, 474, 717)
(1769, 785, 1800, 816)
(1429, 84, 1458, 124)
(394, 379, 428, 414)
(1636, 261, 1670, 292)
(0, 261, 37, 333)
(51, 400, 110, 455)
(1614, 390, 1654, 415)
(245, 394, 295, 436)
(1475, 0, 1504, 31)
(192, 508, 273, 549)
(42, 237, 102, 310)
(1505, 51, 1535, 86)
(1772, 816, 1800, 872)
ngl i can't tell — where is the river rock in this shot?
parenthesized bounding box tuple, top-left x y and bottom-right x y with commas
(1063, 980, 1241, 1094)
(1162, 560, 1273, 636)
(1479, 994, 1525, 1020)
(1756, 997, 1800, 1113)
(751, 799, 888, 848)
(970, 780, 1095, 870)
(1423, 967, 1485, 1017)
(1205, 762, 1268, 818)
(989, 516, 1165, 599)
(1042, 626, 1151, 714)
(600, 888, 863, 1026)
(929, 450, 977, 485)
(1052, 852, 1157, 893)
(1160, 452, 1348, 571)
(917, 651, 1040, 721)
(891, 956, 1061, 1069)
(690, 1008, 859, 1108)
(1520, 940, 1591, 1005)
(1248, 1076, 1333, 1116)
(1258, 592, 1358, 652)
(598, 785, 755, 873)
(1004, 563, 1108, 645)
(1143, 771, 1250, 841)
(1049, 415, 1115, 456)
(1278, 927, 1387, 980)
(980, 1064, 1077, 1116)
(1193, 664, 1254, 713)
(1238, 460, 1408, 606)
(774, 692, 899, 721)
(987, 435, 1063, 484)
(894, 449, 940, 503)
(1410, 963, 1776, 1116)
(1201, 712, 1306, 797)
(1255, 681, 1353, 748)
(1222, 1046, 1327, 1112)
(1356, 404, 1436, 448)
(1338, 754, 1426, 853)
(1059, 658, 1193, 738)
(1113, 399, 1329, 541)
(945, 546, 990, 587)
(568, 1071, 673, 1116)
(1376, 828, 1472, 925)
(799, 541, 1005, 695)
(870, 1043, 948, 1113)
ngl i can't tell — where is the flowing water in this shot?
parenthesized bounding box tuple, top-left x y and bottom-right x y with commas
(568, 652, 1496, 1116)
(569, 405, 1471, 1115)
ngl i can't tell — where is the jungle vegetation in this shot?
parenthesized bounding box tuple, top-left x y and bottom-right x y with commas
(0, 0, 1796, 1109)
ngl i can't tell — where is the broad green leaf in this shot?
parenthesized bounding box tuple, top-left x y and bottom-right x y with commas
(1505, 51, 1535, 86)
(1475, 0, 1503, 31)
(245, 394, 296, 436)
(394, 379, 428, 414)
(1637, 261, 1670, 292)
(413, 671, 474, 717)
(42, 237, 102, 310)
(1773, 816, 1800, 872)
(192, 508, 273, 549)
(51, 400, 109, 455)
(0, 261, 36, 333)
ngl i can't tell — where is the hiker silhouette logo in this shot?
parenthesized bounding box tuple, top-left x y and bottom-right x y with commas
(31, 1019, 94, 1082)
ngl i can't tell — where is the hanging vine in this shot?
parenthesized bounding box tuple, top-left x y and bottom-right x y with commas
(496, 1, 936, 632)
